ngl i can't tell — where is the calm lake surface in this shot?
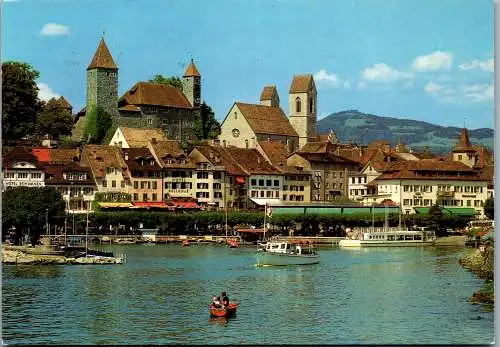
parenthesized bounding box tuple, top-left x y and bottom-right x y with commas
(2, 244, 494, 345)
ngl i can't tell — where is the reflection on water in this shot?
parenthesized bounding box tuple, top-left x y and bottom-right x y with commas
(2, 245, 494, 345)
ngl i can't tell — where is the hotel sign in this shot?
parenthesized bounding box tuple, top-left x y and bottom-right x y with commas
(4, 181, 44, 187)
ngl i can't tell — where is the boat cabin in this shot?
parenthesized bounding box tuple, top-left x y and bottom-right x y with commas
(262, 241, 316, 255)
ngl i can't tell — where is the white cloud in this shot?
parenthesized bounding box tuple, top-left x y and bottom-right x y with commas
(424, 82, 442, 94)
(343, 80, 350, 89)
(357, 81, 367, 90)
(459, 58, 493, 72)
(360, 63, 413, 83)
(313, 69, 340, 87)
(40, 23, 70, 36)
(37, 83, 60, 101)
(412, 51, 452, 71)
(462, 84, 493, 102)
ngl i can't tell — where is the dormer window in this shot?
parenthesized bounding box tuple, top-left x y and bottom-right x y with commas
(309, 98, 313, 113)
(167, 159, 173, 164)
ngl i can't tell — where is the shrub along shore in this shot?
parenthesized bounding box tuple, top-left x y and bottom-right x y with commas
(459, 248, 494, 308)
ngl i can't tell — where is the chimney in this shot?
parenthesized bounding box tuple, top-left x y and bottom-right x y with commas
(152, 138, 157, 145)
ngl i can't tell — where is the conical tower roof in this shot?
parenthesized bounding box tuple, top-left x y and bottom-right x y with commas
(87, 38, 118, 70)
(453, 128, 475, 153)
(183, 59, 200, 77)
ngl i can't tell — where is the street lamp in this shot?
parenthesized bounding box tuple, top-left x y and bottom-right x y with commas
(45, 209, 49, 238)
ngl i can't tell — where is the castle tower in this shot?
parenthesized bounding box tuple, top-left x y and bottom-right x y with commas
(86, 38, 119, 116)
(182, 59, 201, 107)
(260, 85, 280, 107)
(452, 128, 477, 167)
(288, 74, 317, 149)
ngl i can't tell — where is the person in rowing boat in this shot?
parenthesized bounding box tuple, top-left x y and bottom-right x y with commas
(211, 296, 221, 309)
(221, 291, 229, 308)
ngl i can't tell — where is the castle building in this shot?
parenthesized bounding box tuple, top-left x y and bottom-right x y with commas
(73, 38, 201, 143)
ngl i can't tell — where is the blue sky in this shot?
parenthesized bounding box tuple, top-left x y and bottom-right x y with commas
(3, 0, 494, 130)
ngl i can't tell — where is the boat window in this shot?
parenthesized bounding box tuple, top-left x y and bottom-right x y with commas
(387, 235, 395, 241)
(272, 244, 279, 249)
(286, 244, 291, 249)
(280, 244, 286, 249)
(405, 235, 414, 240)
(414, 235, 422, 240)
(397, 235, 405, 241)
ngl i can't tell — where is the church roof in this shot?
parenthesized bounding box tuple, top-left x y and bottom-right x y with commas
(289, 74, 314, 93)
(119, 82, 193, 109)
(260, 86, 278, 101)
(453, 128, 475, 153)
(235, 102, 298, 137)
(183, 59, 201, 77)
(87, 38, 118, 70)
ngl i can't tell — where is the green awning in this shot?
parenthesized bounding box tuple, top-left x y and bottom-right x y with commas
(414, 207, 476, 216)
(342, 207, 372, 215)
(443, 207, 476, 216)
(306, 207, 342, 215)
(372, 207, 400, 214)
(272, 207, 305, 215)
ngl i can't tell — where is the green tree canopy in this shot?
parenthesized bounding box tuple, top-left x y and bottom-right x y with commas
(37, 98, 74, 139)
(194, 101, 221, 140)
(2, 61, 42, 145)
(2, 186, 66, 245)
(484, 197, 494, 220)
(149, 74, 183, 91)
(83, 105, 113, 144)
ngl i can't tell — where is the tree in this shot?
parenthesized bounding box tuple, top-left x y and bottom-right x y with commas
(83, 105, 113, 144)
(427, 203, 445, 235)
(194, 102, 221, 140)
(2, 187, 66, 245)
(2, 61, 42, 145)
(149, 74, 183, 91)
(36, 98, 74, 139)
(484, 197, 494, 220)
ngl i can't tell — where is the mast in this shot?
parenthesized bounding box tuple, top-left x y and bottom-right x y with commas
(85, 209, 89, 257)
(398, 179, 402, 228)
(263, 202, 267, 241)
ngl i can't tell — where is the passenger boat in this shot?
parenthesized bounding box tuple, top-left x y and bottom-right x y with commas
(256, 241, 320, 266)
(209, 303, 238, 318)
(338, 227, 436, 248)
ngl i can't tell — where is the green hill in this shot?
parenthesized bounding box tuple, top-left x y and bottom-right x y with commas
(317, 110, 494, 154)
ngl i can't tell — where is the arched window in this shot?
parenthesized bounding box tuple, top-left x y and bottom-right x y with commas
(309, 98, 313, 113)
(245, 139, 249, 149)
(295, 97, 301, 113)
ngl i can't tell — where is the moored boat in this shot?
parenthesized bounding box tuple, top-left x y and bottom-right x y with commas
(209, 302, 238, 318)
(339, 228, 436, 248)
(256, 241, 320, 266)
(227, 239, 240, 248)
(182, 240, 190, 247)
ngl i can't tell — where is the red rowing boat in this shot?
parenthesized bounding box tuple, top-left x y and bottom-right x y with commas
(182, 240, 190, 247)
(209, 302, 238, 318)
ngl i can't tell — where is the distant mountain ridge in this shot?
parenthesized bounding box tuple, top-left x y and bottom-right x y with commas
(317, 110, 494, 154)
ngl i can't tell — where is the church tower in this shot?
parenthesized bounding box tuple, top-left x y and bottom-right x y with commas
(288, 74, 317, 149)
(452, 128, 478, 168)
(86, 37, 119, 116)
(182, 59, 201, 107)
(260, 85, 280, 107)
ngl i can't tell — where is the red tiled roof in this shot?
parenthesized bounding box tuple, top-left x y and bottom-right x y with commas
(87, 38, 118, 70)
(49, 148, 80, 163)
(119, 82, 192, 109)
(224, 147, 281, 175)
(258, 141, 290, 166)
(43, 163, 95, 185)
(289, 74, 314, 93)
(3, 146, 40, 168)
(123, 147, 161, 171)
(120, 127, 168, 148)
(183, 60, 201, 77)
(194, 145, 247, 176)
(235, 102, 298, 137)
(32, 148, 52, 162)
(81, 145, 128, 178)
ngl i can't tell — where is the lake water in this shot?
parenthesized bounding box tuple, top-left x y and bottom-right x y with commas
(1, 244, 494, 345)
